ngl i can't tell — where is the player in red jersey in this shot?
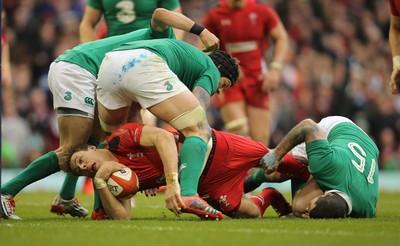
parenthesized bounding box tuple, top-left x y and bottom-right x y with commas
(201, 0, 289, 146)
(66, 123, 309, 220)
(389, 0, 400, 94)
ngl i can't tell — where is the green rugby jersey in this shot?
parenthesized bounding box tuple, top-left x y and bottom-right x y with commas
(88, 0, 180, 37)
(55, 27, 175, 78)
(306, 122, 379, 218)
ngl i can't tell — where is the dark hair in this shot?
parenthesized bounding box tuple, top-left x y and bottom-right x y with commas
(209, 50, 239, 86)
(309, 194, 348, 219)
(63, 144, 91, 174)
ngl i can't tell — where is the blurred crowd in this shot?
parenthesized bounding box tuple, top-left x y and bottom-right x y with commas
(2, 0, 400, 170)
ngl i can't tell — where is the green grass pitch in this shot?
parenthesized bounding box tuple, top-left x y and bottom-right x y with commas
(1, 191, 399, 246)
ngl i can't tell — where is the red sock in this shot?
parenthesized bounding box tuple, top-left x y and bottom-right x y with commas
(277, 153, 310, 181)
(250, 188, 276, 216)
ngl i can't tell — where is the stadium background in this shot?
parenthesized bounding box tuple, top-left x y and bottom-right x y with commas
(1, 0, 399, 190)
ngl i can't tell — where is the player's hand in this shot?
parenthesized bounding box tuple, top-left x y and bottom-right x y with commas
(261, 69, 281, 92)
(164, 182, 184, 217)
(142, 188, 158, 197)
(390, 68, 400, 94)
(199, 29, 219, 53)
(259, 151, 279, 174)
(95, 161, 126, 180)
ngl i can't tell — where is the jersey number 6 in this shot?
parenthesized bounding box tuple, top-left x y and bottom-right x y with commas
(348, 142, 376, 185)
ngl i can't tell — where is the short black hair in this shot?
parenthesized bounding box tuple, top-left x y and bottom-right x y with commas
(309, 193, 348, 219)
(209, 50, 239, 86)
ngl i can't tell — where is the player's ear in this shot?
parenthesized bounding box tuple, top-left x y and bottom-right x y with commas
(88, 145, 97, 150)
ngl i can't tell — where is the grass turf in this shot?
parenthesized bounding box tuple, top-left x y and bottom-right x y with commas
(1, 191, 399, 246)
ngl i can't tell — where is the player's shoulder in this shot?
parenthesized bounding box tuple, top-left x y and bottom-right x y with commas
(252, 1, 277, 13)
(205, 2, 231, 16)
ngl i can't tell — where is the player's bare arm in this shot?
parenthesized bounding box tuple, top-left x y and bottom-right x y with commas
(192, 86, 211, 109)
(79, 5, 102, 43)
(262, 23, 289, 92)
(139, 125, 184, 216)
(389, 14, 400, 94)
(260, 119, 325, 172)
(151, 8, 219, 52)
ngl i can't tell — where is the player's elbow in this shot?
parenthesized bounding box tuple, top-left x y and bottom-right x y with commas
(152, 8, 167, 20)
(156, 129, 176, 145)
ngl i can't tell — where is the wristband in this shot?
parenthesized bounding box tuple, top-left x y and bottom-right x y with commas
(270, 61, 283, 70)
(189, 23, 205, 36)
(166, 172, 179, 184)
(94, 177, 107, 190)
(393, 56, 400, 69)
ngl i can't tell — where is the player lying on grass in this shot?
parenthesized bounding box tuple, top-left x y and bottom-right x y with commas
(260, 116, 379, 218)
(66, 122, 309, 220)
(0, 8, 221, 220)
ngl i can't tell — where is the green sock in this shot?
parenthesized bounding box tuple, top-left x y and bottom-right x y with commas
(179, 136, 207, 196)
(253, 168, 267, 182)
(92, 181, 103, 211)
(2, 151, 60, 197)
(58, 173, 79, 200)
(243, 168, 267, 193)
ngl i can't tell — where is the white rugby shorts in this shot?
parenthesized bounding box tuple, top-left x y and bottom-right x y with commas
(97, 49, 188, 110)
(48, 61, 97, 119)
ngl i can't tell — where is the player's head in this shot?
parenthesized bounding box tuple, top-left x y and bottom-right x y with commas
(227, 0, 247, 9)
(66, 144, 101, 177)
(209, 50, 239, 92)
(307, 193, 348, 219)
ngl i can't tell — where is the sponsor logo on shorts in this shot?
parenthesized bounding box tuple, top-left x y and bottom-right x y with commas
(164, 81, 173, 91)
(64, 91, 72, 101)
(84, 97, 94, 107)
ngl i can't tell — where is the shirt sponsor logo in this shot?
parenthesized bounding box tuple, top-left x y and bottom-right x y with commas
(127, 152, 144, 159)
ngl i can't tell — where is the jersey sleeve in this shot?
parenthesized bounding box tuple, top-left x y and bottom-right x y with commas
(194, 71, 220, 96)
(159, 0, 181, 11)
(390, 0, 400, 16)
(261, 5, 281, 32)
(306, 140, 344, 176)
(87, 0, 103, 11)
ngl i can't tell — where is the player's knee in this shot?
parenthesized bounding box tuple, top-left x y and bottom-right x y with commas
(169, 106, 206, 130)
(169, 106, 211, 140)
(224, 118, 248, 136)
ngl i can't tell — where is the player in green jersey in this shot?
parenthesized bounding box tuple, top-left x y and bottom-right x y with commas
(259, 116, 379, 218)
(0, 8, 219, 220)
(80, 0, 183, 43)
(96, 38, 239, 220)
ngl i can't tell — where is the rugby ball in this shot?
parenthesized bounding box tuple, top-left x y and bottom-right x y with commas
(107, 167, 139, 199)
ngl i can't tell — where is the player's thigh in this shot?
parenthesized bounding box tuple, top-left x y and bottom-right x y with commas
(147, 90, 201, 123)
(247, 106, 270, 144)
(234, 195, 261, 218)
(219, 100, 247, 123)
(58, 116, 93, 147)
